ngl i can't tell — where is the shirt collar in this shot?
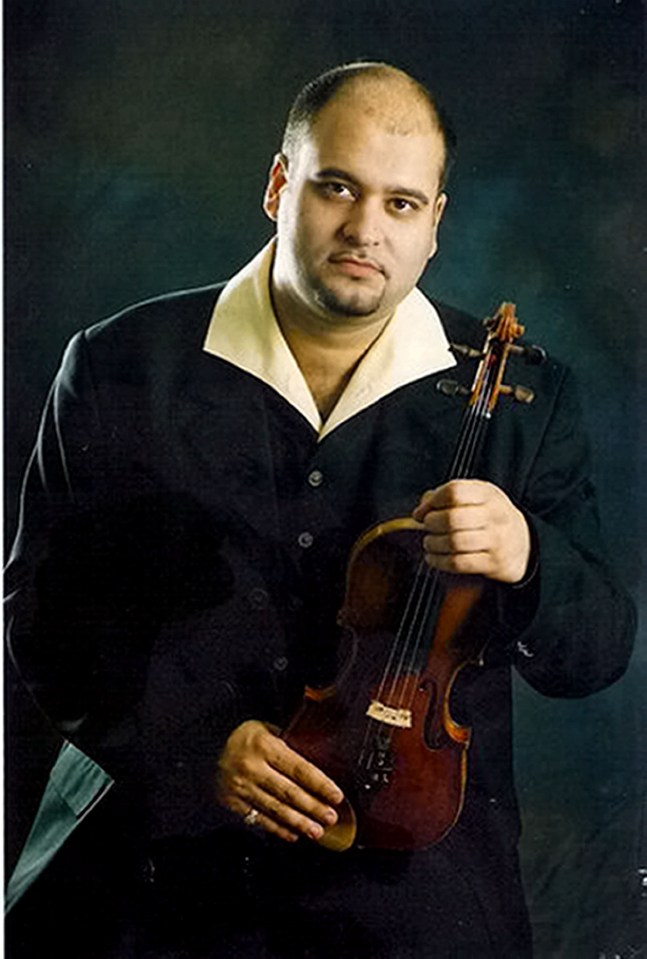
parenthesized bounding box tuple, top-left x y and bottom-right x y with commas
(203, 240, 456, 441)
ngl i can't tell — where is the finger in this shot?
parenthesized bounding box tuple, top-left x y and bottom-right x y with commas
(266, 737, 344, 806)
(217, 721, 344, 840)
(413, 480, 489, 520)
(218, 762, 338, 836)
(226, 796, 301, 844)
(423, 548, 492, 576)
(420, 505, 487, 535)
(248, 764, 340, 830)
(247, 809, 301, 843)
(246, 781, 335, 841)
(226, 773, 335, 842)
(423, 529, 491, 556)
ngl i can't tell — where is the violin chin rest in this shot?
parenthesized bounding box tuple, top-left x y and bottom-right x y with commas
(317, 798, 357, 852)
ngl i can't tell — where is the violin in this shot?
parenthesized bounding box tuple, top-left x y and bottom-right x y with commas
(283, 303, 543, 852)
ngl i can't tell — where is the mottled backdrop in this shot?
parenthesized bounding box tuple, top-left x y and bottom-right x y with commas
(5, 1, 646, 956)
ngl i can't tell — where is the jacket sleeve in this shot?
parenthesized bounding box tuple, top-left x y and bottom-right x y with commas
(5, 332, 241, 837)
(496, 365, 636, 697)
(6, 331, 150, 779)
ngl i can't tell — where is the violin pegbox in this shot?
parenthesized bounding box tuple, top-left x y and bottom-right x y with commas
(445, 301, 546, 409)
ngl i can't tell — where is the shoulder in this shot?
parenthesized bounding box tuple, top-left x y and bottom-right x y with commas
(85, 282, 227, 354)
(58, 282, 228, 387)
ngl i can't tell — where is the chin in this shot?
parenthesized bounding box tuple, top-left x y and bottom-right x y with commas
(315, 284, 384, 319)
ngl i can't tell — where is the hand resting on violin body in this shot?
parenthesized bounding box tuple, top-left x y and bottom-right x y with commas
(215, 719, 344, 842)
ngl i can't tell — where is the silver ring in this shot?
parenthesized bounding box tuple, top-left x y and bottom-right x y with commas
(243, 807, 260, 827)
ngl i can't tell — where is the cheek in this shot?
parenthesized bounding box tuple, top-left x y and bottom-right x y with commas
(396, 228, 437, 276)
(297, 203, 341, 253)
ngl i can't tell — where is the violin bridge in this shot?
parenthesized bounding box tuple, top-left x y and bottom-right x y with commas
(366, 700, 412, 728)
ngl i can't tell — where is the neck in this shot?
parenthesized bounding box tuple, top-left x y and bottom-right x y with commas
(271, 284, 391, 419)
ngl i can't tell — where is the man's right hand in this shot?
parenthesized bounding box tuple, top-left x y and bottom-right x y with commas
(215, 720, 344, 843)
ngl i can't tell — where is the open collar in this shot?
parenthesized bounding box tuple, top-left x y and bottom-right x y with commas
(203, 241, 456, 441)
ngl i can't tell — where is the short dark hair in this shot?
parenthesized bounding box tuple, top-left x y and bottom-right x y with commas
(281, 61, 457, 189)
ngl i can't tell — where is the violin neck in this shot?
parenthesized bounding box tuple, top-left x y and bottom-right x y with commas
(444, 402, 491, 482)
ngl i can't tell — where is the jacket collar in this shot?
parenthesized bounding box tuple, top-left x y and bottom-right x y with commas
(203, 241, 456, 441)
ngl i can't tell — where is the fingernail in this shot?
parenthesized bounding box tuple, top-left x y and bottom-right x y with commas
(308, 824, 324, 840)
(323, 809, 337, 826)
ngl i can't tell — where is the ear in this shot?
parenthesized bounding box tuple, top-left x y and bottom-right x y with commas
(434, 191, 448, 227)
(263, 153, 289, 222)
(427, 192, 448, 260)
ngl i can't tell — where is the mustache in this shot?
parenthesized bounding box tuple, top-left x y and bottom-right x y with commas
(328, 252, 386, 275)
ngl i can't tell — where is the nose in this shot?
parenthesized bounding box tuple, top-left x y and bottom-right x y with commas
(340, 198, 383, 247)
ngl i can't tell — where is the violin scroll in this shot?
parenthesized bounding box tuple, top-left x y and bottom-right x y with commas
(447, 301, 546, 411)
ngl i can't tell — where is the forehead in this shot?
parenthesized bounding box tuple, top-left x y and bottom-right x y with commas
(296, 85, 445, 191)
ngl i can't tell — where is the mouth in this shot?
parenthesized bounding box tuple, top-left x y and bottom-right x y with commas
(328, 254, 385, 279)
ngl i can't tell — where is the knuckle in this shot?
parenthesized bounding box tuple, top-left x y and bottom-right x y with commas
(447, 553, 476, 574)
(446, 554, 463, 573)
(264, 795, 285, 820)
(447, 480, 468, 504)
(239, 756, 257, 777)
(230, 773, 248, 793)
(293, 756, 316, 785)
(447, 530, 462, 551)
(280, 782, 301, 807)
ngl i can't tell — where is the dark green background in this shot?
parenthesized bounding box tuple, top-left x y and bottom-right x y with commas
(5, 1, 646, 955)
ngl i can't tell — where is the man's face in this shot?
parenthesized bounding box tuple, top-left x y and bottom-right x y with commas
(264, 89, 447, 329)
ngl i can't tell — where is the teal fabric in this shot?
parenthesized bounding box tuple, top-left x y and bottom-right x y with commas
(5, 741, 113, 912)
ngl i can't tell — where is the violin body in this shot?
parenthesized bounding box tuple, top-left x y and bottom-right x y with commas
(283, 518, 485, 852)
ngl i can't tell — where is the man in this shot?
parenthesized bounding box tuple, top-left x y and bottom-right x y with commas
(6, 62, 635, 957)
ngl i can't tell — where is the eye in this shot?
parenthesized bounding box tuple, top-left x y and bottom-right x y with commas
(317, 181, 355, 201)
(389, 197, 419, 214)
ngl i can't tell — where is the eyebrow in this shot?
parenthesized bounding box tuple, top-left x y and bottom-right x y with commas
(314, 167, 431, 206)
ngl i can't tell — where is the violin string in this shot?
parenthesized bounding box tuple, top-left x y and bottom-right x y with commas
(384, 369, 492, 703)
(375, 374, 491, 706)
(357, 340, 500, 773)
(379, 394, 489, 716)
(386, 382, 489, 696)
(386, 562, 441, 702)
(393, 360, 497, 712)
(362, 558, 440, 766)
(372, 558, 432, 713)
(357, 407, 493, 773)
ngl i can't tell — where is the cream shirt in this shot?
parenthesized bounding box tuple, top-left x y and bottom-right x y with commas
(203, 241, 456, 441)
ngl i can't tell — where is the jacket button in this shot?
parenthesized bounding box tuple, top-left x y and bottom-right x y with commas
(248, 587, 269, 609)
(297, 531, 314, 549)
(516, 640, 534, 659)
(273, 656, 288, 672)
(307, 469, 324, 488)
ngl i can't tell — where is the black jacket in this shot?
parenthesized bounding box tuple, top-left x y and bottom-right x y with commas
(5, 283, 636, 940)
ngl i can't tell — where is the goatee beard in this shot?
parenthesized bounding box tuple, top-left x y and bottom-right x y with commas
(313, 283, 383, 318)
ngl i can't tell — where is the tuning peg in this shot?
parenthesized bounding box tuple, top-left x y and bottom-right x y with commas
(436, 379, 470, 398)
(450, 342, 483, 360)
(510, 343, 547, 366)
(499, 384, 535, 404)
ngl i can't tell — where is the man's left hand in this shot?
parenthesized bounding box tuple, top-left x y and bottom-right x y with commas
(412, 479, 531, 584)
